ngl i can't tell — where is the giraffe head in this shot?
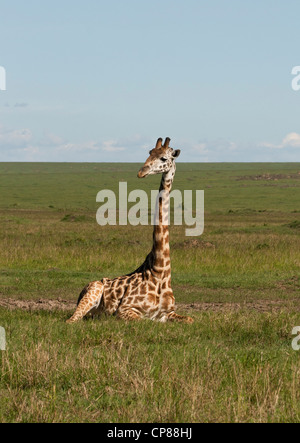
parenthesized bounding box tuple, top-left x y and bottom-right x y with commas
(138, 137, 181, 178)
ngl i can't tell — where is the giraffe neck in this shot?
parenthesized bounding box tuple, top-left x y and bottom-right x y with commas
(151, 164, 175, 276)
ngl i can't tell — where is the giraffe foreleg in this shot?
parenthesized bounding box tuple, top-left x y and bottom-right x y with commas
(66, 281, 104, 324)
(166, 311, 194, 324)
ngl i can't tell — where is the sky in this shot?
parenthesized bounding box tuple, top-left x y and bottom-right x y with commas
(0, 0, 300, 162)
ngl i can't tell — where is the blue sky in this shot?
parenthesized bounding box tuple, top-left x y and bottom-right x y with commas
(0, 0, 300, 162)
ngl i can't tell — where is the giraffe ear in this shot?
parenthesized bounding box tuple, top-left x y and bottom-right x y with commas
(172, 149, 181, 158)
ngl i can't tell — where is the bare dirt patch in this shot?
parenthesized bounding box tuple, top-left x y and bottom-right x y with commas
(0, 298, 298, 314)
(178, 299, 299, 313)
(275, 276, 300, 291)
(237, 172, 300, 181)
(173, 239, 215, 250)
(0, 298, 76, 312)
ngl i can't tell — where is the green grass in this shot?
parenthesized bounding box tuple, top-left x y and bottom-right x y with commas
(1, 308, 300, 423)
(0, 162, 299, 212)
(0, 162, 300, 422)
(0, 210, 298, 301)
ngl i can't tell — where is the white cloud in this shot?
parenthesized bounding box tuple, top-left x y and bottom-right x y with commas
(14, 103, 29, 108)
(43, 133, 65, 146)
(0, 125, 299, 162)
(55, 141, 100, 152)
(22, 146, 39, 155)
(101, 140, 125, 152)
(0, 125, 32, 146)
(191, 143, 209, 154)
(0, 125, 151, 161)
(177, 138, 241, 162)
(260, 132, 300, 149)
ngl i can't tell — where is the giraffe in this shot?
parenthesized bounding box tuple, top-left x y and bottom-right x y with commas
(66, 137, 193, 324)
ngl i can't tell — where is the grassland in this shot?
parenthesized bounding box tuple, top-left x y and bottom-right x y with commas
(0, 162, 299, 423)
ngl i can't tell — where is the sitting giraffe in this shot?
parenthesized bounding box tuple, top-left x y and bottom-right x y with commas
(66, 137, 193, 324)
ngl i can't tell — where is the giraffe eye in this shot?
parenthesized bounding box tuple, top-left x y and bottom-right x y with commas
(161, 157, 167, 162)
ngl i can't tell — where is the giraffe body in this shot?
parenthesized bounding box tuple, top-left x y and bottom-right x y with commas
(67, 138, 193, 324)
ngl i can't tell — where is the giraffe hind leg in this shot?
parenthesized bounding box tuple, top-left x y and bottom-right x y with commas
(66, 281, 104, 324)
(166, 311, 194, 324)
(117, 308, 142, 321)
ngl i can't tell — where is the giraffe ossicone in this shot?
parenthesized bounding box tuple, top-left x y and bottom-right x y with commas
(66, 137, 194, 324)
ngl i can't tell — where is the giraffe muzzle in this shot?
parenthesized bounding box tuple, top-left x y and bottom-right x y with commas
(138, 166, 150, 178)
